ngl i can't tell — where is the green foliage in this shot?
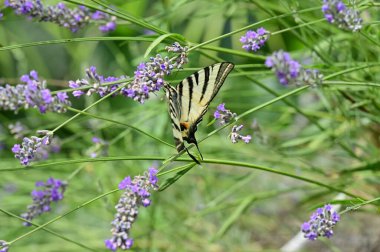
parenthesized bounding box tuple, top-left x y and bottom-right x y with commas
(0, 0, 380, 251)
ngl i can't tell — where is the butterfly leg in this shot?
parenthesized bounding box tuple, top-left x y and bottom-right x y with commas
(185, 147, 201, 164)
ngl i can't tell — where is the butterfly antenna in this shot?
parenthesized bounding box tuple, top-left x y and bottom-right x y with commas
(185, 147, 201, 165)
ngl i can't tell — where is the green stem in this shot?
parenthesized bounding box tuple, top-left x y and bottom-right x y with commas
(66, 107, 174, 148)
(324, 63, 380, 80)
(63, 0, 167, 35)
(200, 159, 361, 199)
(51, 83, 127, 133)
(324, 80, 380, 88)
(0, 209, 96, 251)
(0, 37, 154, 52)
(271, 19, 326, 36)
(5, 189, 118, 246)
(188, 6, 321, 52)
(340, 197, 380, 214)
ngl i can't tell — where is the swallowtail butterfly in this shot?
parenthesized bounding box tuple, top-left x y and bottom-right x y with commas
(164, 62, 235, 163)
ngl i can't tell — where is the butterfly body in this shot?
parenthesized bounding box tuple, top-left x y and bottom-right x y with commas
(164, 62, 235, 163)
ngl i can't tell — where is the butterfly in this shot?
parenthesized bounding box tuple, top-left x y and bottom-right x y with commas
(164, 62, 235, 164)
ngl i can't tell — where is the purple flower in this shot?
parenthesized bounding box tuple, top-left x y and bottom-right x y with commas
(91, 10, 106, 20)
(21, 177, 67, 226)
(148, 167, 158, 185)
(6, 0, 117, 33)
(301, 204, 340, 240)
(123, 42, 188, 103)
(11, 144, 21, 153)
(240, 27, 270, 52)
(118, 176, 132, 190)
(0, 70, 71, 113)
(265, 51, 323, 87)
(12, 130, 54, 166)
(30, 70, 38, 80)
(105, 167, 159, 251)
(68, 67, 126, 98)
(56, 92, 68, 102)
(68, 80, 80, 89)
(68, 43, 188, 103)
(230, 125, 252, 144)
(72, 90, 85, 97)
(99, 21, 116, 32)
(214, 103, 237, 125)
(322, 0, 362, 31)
(0, 240, 9, 252)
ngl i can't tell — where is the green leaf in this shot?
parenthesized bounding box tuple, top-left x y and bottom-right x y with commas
(143, 33, 186, 58)
(213, 195, 256, 240)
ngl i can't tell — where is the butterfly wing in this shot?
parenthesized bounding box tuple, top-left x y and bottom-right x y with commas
(176, 62, 235, 144)
(164, 83, 186, 153)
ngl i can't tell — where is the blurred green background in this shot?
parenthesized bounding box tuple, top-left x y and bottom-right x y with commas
(1, 0, 380, 251)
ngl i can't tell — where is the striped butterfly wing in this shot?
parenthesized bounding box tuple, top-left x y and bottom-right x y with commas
(177, 62, 235, 143)
(164, 83, 186, 153)
(165, 62, 234, 162)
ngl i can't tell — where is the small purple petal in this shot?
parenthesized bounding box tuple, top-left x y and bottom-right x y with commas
(12, 144, 21, 153)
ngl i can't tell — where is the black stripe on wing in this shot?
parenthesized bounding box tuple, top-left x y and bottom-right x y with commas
(207, 62, 234, 102)
(187, 76, 194, 116)
(199, 66, 210, 102)
(163, 83, 185, 153)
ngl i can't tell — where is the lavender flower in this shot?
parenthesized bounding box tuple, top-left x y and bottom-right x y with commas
(265, 51, 323, 87)
(122, 42, 189, 103)
(0, 12, 3, 20)
(5, 0, 117, 33)
(105, 167, 159, 251)
(12, 130, 53, 165)
(301, 204, 340, 240)
(9, 122, 60, 161)
(0, 241, 8, 252)
(68, 66, 128, 98)
(214, 103, 237, 125)
(322, 0, 362, 32)
(230, 125, 251, 144)
(68, 43, 188, 104)
(165, 42, 189, 69)
(0, 70, 71, 113)
(21, 177, 67, 226)
(240, 27, 270, 52)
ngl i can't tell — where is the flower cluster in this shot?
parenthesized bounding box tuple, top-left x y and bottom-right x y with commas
(21, 177, 67, 226)
(88, 136, 109, 158)
(105, 167, 159, 251)
(5, 0, 117, 33)
(265, 51, 323, 87)
(12, 130, 53, 165)
(69, 66, 127, 98)
(214, 103, 237, 125)
(230, 125, 251, 144)
(301, 204, 340, 240)
(0, 70, 71, 113)
(122, 42, 189, 104)
(0, 240, 8, 252)
(322, 0, 362, 32)
(9, 122, 61, 162)
(240, 28, 270, 52)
